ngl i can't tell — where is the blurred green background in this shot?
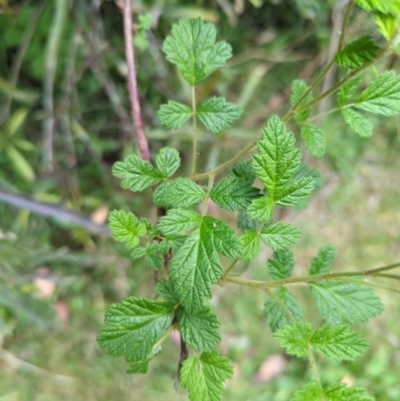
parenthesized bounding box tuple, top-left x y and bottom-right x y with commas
(1, 1, 400, 400)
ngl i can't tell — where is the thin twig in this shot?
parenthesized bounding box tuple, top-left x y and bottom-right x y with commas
(191, 85, 198, 175)
(123, 0, 151, 162)
(338, 0, 355, 52)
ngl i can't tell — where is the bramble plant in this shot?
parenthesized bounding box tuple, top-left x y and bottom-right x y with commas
(97, 2, 400, 400)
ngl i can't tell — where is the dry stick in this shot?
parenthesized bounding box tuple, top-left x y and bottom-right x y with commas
(123, 0, 151, 163)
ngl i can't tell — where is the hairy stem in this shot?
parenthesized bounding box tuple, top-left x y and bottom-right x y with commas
(123, 0, 151, 162)
(202, 174, 215, 215)
(224, 258, 239, 275)
(191, 85, 198, 175)
(307, 344, 322, 388)
(338, 0, 355, 52)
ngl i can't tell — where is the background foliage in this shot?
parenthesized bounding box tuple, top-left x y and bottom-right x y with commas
(0, 0, 400, 400)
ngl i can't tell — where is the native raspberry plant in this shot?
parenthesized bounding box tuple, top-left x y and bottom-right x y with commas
(97, 2, 400, 400)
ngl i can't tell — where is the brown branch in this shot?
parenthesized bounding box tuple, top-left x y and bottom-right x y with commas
(123, 0, 151, 162)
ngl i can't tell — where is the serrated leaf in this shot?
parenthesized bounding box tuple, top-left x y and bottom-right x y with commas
(247, 196, 274, 222)
(155, 147, 180, 177)
(268, 249, 295, 280)
(375, 12, 398, 40)
(97, 297, 175, 371)
(157, 208, 202, 236)
(145, 244, 164, 270)
(323, 383, 374, 401)
(180, 351, 234, 401)
(338, 76, 363, 107)
(164, 177, 207, 207)
(310, 280, 384, 325)
(156, 279, 179, 303)
(260, 222, 301, 250)
(131, 246, 146, 259)
(342, 108, 373, 137)
(162, 18, 232, 86)
(335, 36, 379, 69)
(310, 325, 369, 361)
(290, 80, 313, 123)
(354, 0, 400, 15)
(153, 181, 173, 209)
(237, 210, 259, 231)
(274, 322, 312, 357)
(178, 305, 221, 351)
(291, 382, 322, 401)
(159, 234, 187, 254)
(197, 97, 242, 133)
(354, 70, 400, 116)
(127, 343, 161, 373)
(157, 101, 192, 129)
(211, 176, 260, 212)
(239, 229, 260, 260)
(301, 125, 326, 158)
(109, 210, 147, 249)
(113, 155, 165, 191)
(230, 159, 256, 184)
(275, 177, 315, 207)
(309, 244, 336, 275)
(264, 287, 305, 332)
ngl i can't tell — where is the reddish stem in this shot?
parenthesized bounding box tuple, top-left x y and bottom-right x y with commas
(123, 0, 151, 163)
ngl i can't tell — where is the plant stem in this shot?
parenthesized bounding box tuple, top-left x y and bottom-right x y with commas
(224, 258, 239, 275)
(123, 0, 151, 162)
(338, 0, 355, 52)
(191, 85, 198, 175)
(307, 344, 322, 388)
(202, 173, 215, 215)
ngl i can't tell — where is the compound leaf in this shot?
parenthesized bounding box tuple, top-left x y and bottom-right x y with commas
(113, 155, 165, 191)
(309, 244, 336, 275)
(354, 70, 400, 116)
(155, 147, 181, 177)
(180, 351, 234, 401)
(338, 76, 362, 107)
(335, 36, 379, 69)
(310, 280, 384, 325)
(160, 177, 206, 208)
(290, 80, 313, 123)
(291, 382, 322, 401)
(162, 18, 232, 86)
(301, 124, 326, 158)
(157, 208, 202, 236)
(239, 229, 260, 260)
(275, 177, 315, 207)
(260, 222, 301, 250)
(264, 287, 305, 332)
(274, 322, 312, 357)
(247, 196, 274, 222)
(97, 297, 175, 372)
(109, 210, 147, 249)
(157, 101, 192, 129)
(197, 97, 243, 133)
(178, 305, 221, 351)
(342, 108, 373, 137)
(310, 324, 369, 361)
(323, 383, 374, 401)
(211, 176, 260, 212)
(268, 249, 295, 280)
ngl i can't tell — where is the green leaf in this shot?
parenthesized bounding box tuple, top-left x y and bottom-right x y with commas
(157, 101, 192, 129)
(237, 210, 258, 231)
(310, 325, 369, 361)
(291, 382, 322, 401)
(342, 108, 373, 137)
(113, 155, 164, 191)
(274, 177, 315, 207)
(178, 305, 221, 351)
(290, 80, 313, 123)
(197, 97, 242, 133)
(164, 177, 207, 207)
(239, 229, 260, 260)
(153, 181, 174, 208)
(264, 287, 305, 332)
(354, 70, 400, 116)
(310, 280, 384, 325)
(309, 244, 336, 275)
(247, 196, 273, 222)
(335, 36, 379, 69)
(211, 176, 260, 212)
(180, 351, 234, 401)
(268, 249, 295, 280)
(155, 147, 181, 177)
(301, 124, 326, 158)
(156, 279, 179, 303)
(323, 383, 374, 401)
(230, 159, 256, 184)
(162, 18, 232, 86)
(157, 208, 202, 236)
(260, 222, 301, 250)
(375, 12, 398, 40)
(131, 246, 146, 259)
(338, 76, 362, 107)
(274, 322, 312, 357)
(145, 244, 164, 270)
(109, 210, 147, 249)
(354, 0, 400, 15)
(97, 297, 175, 372)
